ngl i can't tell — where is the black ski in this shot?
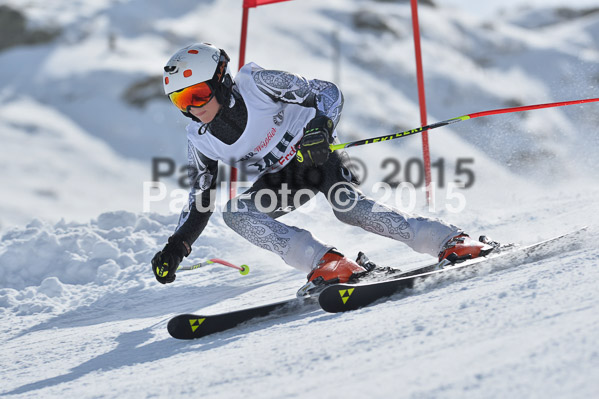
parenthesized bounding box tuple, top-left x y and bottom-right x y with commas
(166, 259, 463, 340)
(167, 296, 317, 340)
(318, 227, 586, 313)
(168, 228, 585, 338)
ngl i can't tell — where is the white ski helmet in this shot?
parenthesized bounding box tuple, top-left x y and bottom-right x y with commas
(163, 43, 232, 106)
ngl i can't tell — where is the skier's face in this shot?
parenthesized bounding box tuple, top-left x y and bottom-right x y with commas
(189, 97, 221, 123)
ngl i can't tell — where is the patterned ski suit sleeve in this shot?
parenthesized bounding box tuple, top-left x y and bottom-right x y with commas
(172, 140, 218, 246)
(252, 69, 344, 130)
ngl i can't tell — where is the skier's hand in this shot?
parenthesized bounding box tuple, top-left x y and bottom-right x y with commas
(151, 236, 191, 284)
(296, 115, 334, 166)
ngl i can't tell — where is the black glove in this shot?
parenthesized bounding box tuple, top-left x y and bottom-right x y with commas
(296, 115, 334, 166)
(151, 235, 191, 284)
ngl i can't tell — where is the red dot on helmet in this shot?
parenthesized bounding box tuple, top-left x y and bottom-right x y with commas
(165, 77, 169, 85)
(188, 50, 199, 54)
(183, 69, 192, 78)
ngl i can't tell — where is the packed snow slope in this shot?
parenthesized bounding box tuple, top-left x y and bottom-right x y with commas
(1, 0, 599, 398)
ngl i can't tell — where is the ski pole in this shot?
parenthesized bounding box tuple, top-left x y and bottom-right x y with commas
(329, 97, 599, 151)
(178, 258, 250, 275)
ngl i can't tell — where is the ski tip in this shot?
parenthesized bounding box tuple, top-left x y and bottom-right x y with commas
(167, 315, 188, 339)
(167, 314, 206, 340)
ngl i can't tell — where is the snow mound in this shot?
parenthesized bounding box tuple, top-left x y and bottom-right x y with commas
(0, 212, 166, 290)
(0, 206, 300, 317)
(0, 211, 177, 317)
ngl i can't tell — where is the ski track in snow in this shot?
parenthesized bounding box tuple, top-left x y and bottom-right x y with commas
(1, 0, 599, 398)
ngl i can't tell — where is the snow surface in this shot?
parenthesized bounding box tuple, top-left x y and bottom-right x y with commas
(1, 0, 599, 398)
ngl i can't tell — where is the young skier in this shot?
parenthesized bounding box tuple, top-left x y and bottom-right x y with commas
(152, 43, 496, 286)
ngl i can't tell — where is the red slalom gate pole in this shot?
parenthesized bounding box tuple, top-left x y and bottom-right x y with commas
(410, 0, 432, 205)
(229, 0, 295, 200)
(230, 5, 252, 200)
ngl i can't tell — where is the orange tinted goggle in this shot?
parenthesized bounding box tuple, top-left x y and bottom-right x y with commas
(168, 81, 214, 112)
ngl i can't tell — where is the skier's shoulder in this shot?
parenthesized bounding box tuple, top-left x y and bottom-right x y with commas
(235, 62, 269, 100)
(236, 62, 297, 104)
(234, 62, 262, 87)
(237, 62, 263, 77)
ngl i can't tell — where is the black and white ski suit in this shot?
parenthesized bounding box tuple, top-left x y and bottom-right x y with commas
(172, 63, 460, 273)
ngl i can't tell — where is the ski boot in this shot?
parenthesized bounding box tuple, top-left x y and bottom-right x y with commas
(297, 250, 368, 297)
(307, 250, 368, 284)
(438, 233, 499, 264)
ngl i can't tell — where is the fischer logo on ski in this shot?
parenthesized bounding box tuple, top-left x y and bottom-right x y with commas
(189, 318, 205, 332)
(339, 288, 354, 304)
